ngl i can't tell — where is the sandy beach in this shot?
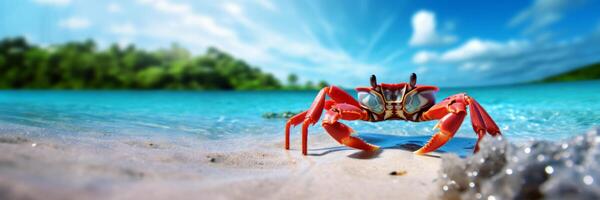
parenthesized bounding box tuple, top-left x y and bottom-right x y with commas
(0, 125, 443, 200)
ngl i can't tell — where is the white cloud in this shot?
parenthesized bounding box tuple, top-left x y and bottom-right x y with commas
(130, 0, 382, 86)
(109, 24, 137, 36)
(138, 0, 235, 39)
(184, 15, 236, 38)
(408, 30, 600, 86)
(413, 38, 528, 64)
(409, 10, 456, 47)
(223, 2, 243, 16)
(412, 51, 437, 64)
(441, 39, 500, 61)
(107, 3, 122, 13)
(256, 0, 277, 12)
(58, 17, 91, 30)
(509, 0, 582, 34)
(441, 39, 527, 62)
(138, 0, 190, 13)
(32, 0, 71, 6)
(223, 12, 383, 84)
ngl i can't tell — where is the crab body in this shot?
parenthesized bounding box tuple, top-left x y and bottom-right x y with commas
(285, 74, 502, 155)
(356, 83, 437, 122)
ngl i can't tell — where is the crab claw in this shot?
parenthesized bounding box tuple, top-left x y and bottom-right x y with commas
(415, 103, 466, 155)
(322, 122, 379, 151)
(322, 108, 379, 151)
(417, 93, 502, 155)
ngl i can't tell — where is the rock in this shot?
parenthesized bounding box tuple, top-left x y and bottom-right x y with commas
(436, 128, 600, 200)
(262, 111, 301, 119)
(389, 170, 407, 176)
(0, 136, 30, 144)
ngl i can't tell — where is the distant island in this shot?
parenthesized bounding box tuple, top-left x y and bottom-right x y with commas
(0, 37, 327, 90)
(539, 62, 600, 83)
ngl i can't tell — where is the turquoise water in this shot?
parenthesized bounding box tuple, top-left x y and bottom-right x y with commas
(0, 81, 599, 143)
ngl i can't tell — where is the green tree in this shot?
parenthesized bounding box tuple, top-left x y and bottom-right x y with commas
(317, 80, 329, 88)
(0, 37, 330, 90)
(287, 74, 298, 86)
(304, 81, 314, 90)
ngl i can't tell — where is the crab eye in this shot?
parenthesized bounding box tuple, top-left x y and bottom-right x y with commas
(404, 91, 435, 114)
(358, 91, 384, 114)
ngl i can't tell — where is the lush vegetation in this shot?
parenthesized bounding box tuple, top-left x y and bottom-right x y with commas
(539, 62, 600, 83)
(0, 37, 327, 90)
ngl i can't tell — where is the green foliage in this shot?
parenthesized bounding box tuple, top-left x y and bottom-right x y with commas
(0, 37, 326, 90)
(287, 74, 298, 86)
(317, 80, 329, 88)
(540, 62, 600, 83)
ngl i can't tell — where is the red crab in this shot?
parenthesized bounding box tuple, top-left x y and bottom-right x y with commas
(284, 73, 501, 155)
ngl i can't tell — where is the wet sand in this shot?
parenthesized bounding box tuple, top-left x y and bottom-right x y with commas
(0, 128, 450, 200)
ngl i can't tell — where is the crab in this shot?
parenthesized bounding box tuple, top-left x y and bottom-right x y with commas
(284, 73, 501, 155)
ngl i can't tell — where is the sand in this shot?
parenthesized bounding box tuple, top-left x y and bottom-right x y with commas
(0, 130, 443, 200)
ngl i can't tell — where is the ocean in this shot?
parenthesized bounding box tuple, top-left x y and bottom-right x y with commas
(1, 80, 599, 143)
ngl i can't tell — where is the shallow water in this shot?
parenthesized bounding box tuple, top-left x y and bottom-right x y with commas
(1, 80, 599, 143)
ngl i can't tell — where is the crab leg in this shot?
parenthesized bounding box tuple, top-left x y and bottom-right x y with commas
(466, 96, 501, 152)
(284, 86, 365, 155)
(284, 111, 307, 149)
(322, 104, 379, 151)
(467, 97, 501, 136)
(295, 87, 329, 155)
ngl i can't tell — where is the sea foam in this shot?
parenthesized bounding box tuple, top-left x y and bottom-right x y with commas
(436, 128, 600, 200)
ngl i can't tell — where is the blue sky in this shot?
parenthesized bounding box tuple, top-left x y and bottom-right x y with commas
(1, 0, 600, 87)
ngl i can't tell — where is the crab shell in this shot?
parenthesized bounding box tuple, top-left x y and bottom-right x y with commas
(355, 83, 438, 122)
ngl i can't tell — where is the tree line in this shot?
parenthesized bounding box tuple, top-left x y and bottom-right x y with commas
(0, 37, 328, 90)
(539, 62, 600, 83)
